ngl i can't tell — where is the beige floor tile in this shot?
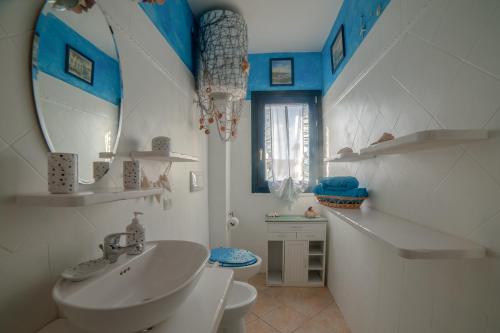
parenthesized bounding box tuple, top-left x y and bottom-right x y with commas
(261, 305, 308, 333)
(245, 311, 259, 324)
(274, 287, 334, 317)
(246, 319, 279, 333)
(249, 273, 269, 292)
(295, 303, 350, 333)
(251, 292, 282, 316)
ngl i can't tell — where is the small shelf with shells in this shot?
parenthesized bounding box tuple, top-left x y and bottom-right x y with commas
(325, 129, 488, 163)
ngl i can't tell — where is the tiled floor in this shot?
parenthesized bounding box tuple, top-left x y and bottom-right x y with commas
(246, 274, 351, 333)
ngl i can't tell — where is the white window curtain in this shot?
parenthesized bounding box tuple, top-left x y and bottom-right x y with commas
(265, 103, 309, 203)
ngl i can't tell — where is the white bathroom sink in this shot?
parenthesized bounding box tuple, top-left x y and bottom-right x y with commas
(53, 240, 209, 333)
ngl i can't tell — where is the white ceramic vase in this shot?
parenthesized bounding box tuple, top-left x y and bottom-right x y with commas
(123, 160, 141, 189)
(48, 153, 78, 194)
(93, 161, 110, 180)
(152, 136, 171, 152)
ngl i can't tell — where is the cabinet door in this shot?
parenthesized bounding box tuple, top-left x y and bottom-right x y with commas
(284, 240, 308, 284)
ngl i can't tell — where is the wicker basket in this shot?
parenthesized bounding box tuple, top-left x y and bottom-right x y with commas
(315, 195, 367, 209)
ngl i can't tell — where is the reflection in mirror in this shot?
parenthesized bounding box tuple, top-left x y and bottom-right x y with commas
(32, 2, 122, 184)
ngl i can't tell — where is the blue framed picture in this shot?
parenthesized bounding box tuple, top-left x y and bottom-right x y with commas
(65, 45, 94, 85)
(330, 25, 345, 73)
(270, 58, 294, 86)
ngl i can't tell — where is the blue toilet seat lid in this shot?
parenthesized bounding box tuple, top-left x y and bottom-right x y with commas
(209, 247, 257, 267)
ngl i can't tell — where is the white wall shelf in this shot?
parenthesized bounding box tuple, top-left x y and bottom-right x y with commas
(325, 130, 488, 163)
(129, 151, 199, 162)
(361, 129, 487, 155)
(325, 207, 486, 259)
(324, 154, 375, 163)
(17, 188, 163, 207)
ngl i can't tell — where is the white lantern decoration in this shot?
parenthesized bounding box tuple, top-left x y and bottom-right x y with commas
(195, 10, 249, 142)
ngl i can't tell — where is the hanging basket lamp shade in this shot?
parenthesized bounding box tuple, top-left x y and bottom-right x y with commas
(195, 9, 249, 142)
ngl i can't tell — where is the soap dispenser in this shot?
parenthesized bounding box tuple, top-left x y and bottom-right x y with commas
(126, 212, 145, 255)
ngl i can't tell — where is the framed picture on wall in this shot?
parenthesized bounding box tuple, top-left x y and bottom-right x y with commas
(65, 45, 94, 85)
(330, 24, 345, 73)
(270, 58, 294, 86)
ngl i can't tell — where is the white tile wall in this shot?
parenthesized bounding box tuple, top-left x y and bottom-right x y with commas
(324, 0, 500, 332)
(0, 1, 209, 332)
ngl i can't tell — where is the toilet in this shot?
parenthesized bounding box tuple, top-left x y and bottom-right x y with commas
(229, 254, 262, 281)
(210, 247, 261, 333)
(217, 281, 257, 333)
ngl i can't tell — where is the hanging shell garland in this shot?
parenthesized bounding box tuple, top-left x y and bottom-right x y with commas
(195, 10, 249, 142)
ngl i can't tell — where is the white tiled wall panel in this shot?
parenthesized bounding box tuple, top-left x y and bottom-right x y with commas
(0, 1, 209, 332)
(324, 0, 500, 332)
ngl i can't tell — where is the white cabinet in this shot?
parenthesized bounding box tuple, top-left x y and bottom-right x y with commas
(265, 218, 327, 287)
(284, 241, 308, 284)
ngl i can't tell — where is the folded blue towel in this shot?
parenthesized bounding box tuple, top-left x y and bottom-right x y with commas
(209, 247, 257, 266)
(319, 177, 359, 191)
(314, 184, 368, 198)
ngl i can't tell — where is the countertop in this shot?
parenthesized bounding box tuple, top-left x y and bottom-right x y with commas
(325, 206, 485, 259)
(265, 214, 328, 223)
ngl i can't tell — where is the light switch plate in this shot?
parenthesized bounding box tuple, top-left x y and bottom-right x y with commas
(190, 171, 204, 192)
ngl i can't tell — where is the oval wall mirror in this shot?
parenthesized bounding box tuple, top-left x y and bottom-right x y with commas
(32, 2, 122, 184)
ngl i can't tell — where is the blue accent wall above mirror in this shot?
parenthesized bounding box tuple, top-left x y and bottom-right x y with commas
(246, 52, 322, 99)
(140, 0, 195, 72)
(138, 0, 391, 98)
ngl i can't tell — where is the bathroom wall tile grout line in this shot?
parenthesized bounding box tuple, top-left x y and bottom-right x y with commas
(390, 75, 445, 130)
(107, 14, 194, 99)
(10, 138, 48, 182)
(429, 150, 465, 195)
(408, 31, 500, 82)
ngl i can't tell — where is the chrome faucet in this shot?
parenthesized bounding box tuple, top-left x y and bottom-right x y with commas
(99, 233, 143, 263)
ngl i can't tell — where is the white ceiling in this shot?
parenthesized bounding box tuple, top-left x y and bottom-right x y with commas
(187, 0, 342, 53)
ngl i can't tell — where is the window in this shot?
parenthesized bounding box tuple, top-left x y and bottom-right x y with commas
(252, 91, 322, 193)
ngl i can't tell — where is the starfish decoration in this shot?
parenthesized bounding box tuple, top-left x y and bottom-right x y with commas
(141, 163, 172, 203)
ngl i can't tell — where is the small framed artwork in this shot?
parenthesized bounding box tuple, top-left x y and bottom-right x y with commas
(65, 45, 94, 85)
(270, 58, 294, 86)
(330, 24, 345, 73)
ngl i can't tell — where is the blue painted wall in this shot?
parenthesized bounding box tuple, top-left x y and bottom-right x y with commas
(247, 52, 322, 99)
(35, 13, 121, 106)
(321, 0, 391, 94)
(140, 0, 194, 71)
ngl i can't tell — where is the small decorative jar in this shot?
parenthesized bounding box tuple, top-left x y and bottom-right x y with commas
(48, 153, 78, 194)
(123, 160, 141, 190)
(93, 161, 110, 180)
(152, 136, 170, 152)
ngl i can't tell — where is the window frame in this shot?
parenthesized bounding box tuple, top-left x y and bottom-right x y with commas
(251, 90, 323, 193)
